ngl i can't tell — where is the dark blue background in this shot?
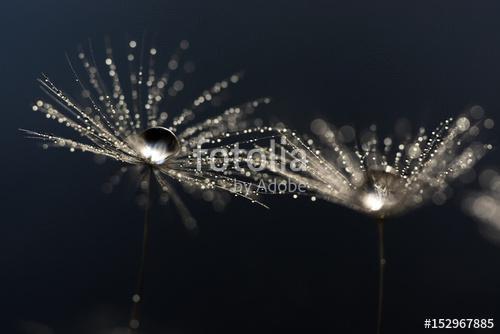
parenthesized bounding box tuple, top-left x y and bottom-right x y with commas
(2, 0, 500, 333)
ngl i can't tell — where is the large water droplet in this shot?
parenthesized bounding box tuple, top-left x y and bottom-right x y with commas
(135, 127, 180, 165)
(358, 170, 403, 214)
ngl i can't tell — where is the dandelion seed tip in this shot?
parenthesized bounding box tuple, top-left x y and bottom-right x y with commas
(132, 294, 141, 303)
(129, 319, 140, 329)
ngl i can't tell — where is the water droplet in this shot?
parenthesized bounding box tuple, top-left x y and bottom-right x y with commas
(132, 127, 180, 165)
(456, 117, 470, 132)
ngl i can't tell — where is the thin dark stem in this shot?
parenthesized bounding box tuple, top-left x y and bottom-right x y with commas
(377, 220, 385, 334)
(129, 167, 152, 334)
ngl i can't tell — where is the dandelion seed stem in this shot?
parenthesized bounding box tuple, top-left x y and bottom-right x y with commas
(377, 219, 385, 334)
(129, 167, 152, 334)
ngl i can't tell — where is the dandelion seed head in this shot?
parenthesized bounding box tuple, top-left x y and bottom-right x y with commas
(273, 112, 492, 218)
(24, 37, 275, 226)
